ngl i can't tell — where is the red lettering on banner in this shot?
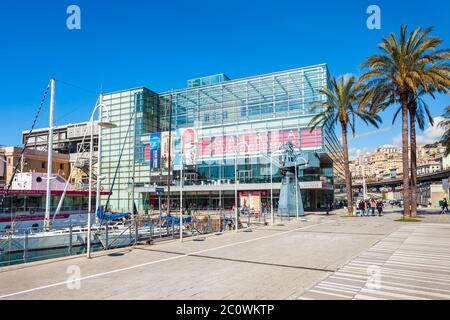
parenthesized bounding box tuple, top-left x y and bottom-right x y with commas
(195, 128, 318, 158)
(225, 135, 237, 155)
(199, 138, 211, 157)
(269, 129, 299, 152)
(212, 136, 224, 156)
(145, 144, 150, 161)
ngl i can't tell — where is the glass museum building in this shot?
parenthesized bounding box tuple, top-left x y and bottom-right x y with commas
(100, 64, 344, 213)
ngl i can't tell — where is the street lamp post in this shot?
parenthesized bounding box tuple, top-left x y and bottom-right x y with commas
(95, 94, 104, 222)
(294, 160, 299, 221)
(234, 141, 249, 232)
(87, 96, 116, 259)
(268, 149, 284, 225)
(180, 136, 184, 242)
(295, 154, 308, 220)
(234, 150, 238, 233)
(362, 152, 370, 200)
(270, 151, 274, 225)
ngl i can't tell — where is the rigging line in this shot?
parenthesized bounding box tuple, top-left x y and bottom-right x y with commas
(57, 79, 100, 95)
(104, 106, 136, 214)
(52, 98, 100, 223)
(54, 79, 101, 125)
(0, 82, 51, 220)
(54, 107, 84, 126)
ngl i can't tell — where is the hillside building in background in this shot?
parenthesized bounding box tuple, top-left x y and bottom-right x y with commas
(22, 122, 99, 187)
(350, 143, 450, 185)
(0, 146, 70, 190)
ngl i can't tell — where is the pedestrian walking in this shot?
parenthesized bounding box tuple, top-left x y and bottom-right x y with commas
(440, 198, 448, 215)
(370, 198, 376, 216)
(376, 200, 383, 216)
(364, 200, 370, 216)
(326, 201, 332, 215)
(358, 199, 365, 217)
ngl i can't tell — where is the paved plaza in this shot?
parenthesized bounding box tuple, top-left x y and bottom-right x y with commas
(300, 222, 450, 299)
(0, 210, 449, 300)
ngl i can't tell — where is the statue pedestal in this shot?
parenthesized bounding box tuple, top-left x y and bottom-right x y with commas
(277, 171, 304, 217)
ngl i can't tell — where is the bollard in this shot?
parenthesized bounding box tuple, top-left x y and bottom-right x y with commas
(208, 215, 212, 234)
(129, 222, 132, 243)
(105, 221, 109, 250)
(8, 234, 12, 265)
(150, 222, 154, 240)
(171, 216, 175, 238)
(69, 225, 73, 255)
(191, 216, 195, 237)
(23, 229, 29, 263)
(135, 220, 139, 244)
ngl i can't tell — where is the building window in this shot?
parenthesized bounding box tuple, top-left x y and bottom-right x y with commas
(41, 161, 46, 169)
(60, 163, 64, 170)
(135, 92, 144, 112)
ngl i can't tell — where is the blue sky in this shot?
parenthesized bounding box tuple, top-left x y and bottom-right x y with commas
(0, 0, 449, 155)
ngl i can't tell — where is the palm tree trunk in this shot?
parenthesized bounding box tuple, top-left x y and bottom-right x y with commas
(341, 122, 353, 215)
(409, 106, 418, 217)
(401, 92, 411, 217)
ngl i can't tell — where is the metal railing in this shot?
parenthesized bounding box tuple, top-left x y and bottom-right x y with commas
(0, 213, 226, 267)
(0, 224, 100, 267)
(0, 208, 303, 267)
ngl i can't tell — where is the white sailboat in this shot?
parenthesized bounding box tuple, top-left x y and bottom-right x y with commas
(0, 226, 96, 254)
(0, 79, 114, 255)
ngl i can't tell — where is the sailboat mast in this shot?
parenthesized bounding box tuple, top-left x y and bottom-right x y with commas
(44, 78, 55, 231)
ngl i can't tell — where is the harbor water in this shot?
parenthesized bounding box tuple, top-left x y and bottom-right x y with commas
(0, 244, 104, 267)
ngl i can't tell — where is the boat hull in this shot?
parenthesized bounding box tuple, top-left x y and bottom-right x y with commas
(0, 229, 100, 254)
(0, 212, 91, 234)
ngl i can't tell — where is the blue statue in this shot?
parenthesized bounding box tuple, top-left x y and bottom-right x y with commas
(278, 142, 306, 217)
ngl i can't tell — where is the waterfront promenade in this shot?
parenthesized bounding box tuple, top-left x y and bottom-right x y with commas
(0, 210, 449, 300)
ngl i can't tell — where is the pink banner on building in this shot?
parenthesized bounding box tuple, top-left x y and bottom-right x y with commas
(225, 135, 237, 155)
(241, 131, 268, 154)
(269, 129, 299, 152)
(300, 128, 322, 149)
(144, 144, 150, 161)
(211, 136, 225, 156)
(191, 127, 322, 159)
(199, 138, 211, 157)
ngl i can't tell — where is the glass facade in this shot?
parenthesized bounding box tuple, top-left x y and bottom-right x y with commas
(100, 64, 344, 213)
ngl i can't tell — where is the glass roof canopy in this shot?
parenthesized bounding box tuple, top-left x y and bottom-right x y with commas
(159, 64, 330, 130)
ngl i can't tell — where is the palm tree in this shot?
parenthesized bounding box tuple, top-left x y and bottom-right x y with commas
(360, 25, 450, 217)
(392, 91, 435, 217)
(308, 75, 382, 216)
